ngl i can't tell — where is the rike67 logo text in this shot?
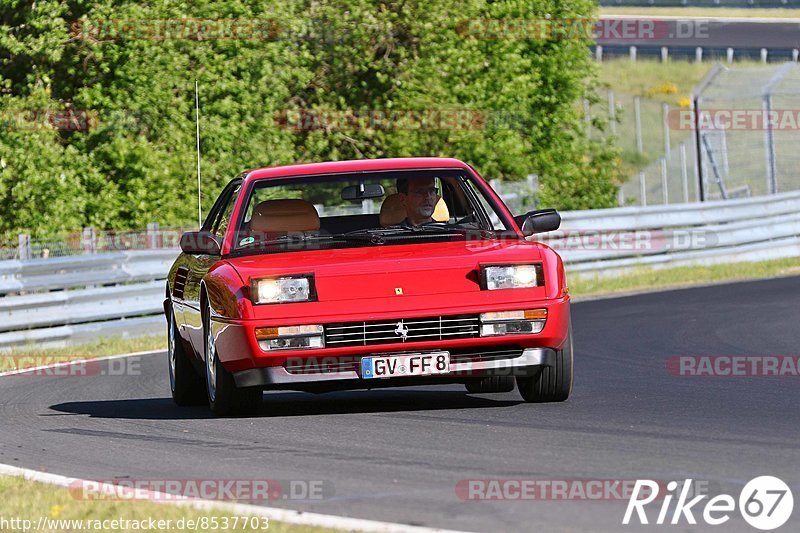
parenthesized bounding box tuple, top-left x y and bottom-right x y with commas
(624, 477, 793, 530)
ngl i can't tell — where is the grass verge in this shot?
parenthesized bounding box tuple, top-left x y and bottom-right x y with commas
(0, 475, 339, 533)
(569, 256, 800, 300)
(0, 334, 166, 372)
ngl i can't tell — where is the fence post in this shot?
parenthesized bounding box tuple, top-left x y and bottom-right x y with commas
(595, 45, 603, 62)
(726, 48, 734, 63)
(761, 48, 768, 64)
(763, 94, 778, 194)
(660, 46, 668, 63)
(583, 99, 591, 138)
(147, 222, 160, 249)
(607, 90, 616, 136)
(82, 227, 97, 254)
(680, 142, 689, 203)
(661, 158, 669, 204)
(793, 49, 799, 62)
(662, 103, 670, 157)
(634, 96, 643, 154)
(18, 234, 31, 261)
(695, 47, 703, 63)
(629, 46, 637, 61)
(639, 171, 647, 207)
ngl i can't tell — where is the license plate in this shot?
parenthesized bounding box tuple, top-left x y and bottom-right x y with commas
(361, 352, 450, 379)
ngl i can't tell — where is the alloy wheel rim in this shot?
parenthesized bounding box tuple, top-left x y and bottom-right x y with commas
(168, 313, 176, 391)
(206, 315, 217, 402)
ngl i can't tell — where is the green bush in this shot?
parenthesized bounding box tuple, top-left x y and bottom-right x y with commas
(0, 0, 619, 238)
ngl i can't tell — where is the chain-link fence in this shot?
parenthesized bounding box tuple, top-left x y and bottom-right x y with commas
(4, 224, 190, 261)
(693, 63, 800, 200)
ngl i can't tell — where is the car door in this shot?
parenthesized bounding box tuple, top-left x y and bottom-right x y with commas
(182, 179, 243, 355)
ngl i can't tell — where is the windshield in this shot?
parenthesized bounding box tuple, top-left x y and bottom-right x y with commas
(231, 169, 514, 254)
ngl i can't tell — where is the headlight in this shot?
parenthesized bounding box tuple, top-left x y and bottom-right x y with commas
(481, 264, 542, 290)
(251, 275, 316, 304)
(480, 309, 547, 337)
(255, 325, 324, 351)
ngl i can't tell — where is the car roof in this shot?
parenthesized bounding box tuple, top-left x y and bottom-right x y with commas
(244, 157, 472, 182)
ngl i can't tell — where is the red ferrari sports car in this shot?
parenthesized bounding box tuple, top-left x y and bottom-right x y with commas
(165, 158, 572, 415)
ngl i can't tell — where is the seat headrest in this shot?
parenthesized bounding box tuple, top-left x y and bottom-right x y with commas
(379, 193, 407, 227)
(379, 194, 450, 227)
(432, 197, 450, 222)
(250, 199, 320, 233)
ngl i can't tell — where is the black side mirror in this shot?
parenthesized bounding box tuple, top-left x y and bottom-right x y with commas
(515, 209, 561, 237)
(180, 231, 221, 255)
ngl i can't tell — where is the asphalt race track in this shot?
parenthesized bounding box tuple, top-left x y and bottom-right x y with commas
(1, 276, 799, 532)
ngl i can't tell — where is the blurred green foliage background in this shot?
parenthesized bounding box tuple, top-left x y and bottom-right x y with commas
(0, 0, 619, 238)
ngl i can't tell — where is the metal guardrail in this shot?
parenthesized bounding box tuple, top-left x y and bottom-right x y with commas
(1, 190, 799, 348)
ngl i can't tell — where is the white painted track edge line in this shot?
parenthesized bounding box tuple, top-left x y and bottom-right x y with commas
(0, 462, 470, 533)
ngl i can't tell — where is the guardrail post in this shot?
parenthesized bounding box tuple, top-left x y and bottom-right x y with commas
(147, 222, 160, 249)
(660, 47, 668, 63)
(695, 47, 703, 63)
(82, 227, 96, 254)
(18, 234, 31, 261)
(629, 46, 637, 62)
(727, 48, 734, 64)
(595, 45, 603, 62)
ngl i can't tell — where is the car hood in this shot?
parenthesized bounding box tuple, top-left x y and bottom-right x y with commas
(226, 239, 543, 302)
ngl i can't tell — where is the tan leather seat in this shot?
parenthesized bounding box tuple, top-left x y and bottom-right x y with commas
(379, 194, 450, 226)
(432, 197, 450, 222)
(250, 199, 320, 233)
(379, 193, 406, 226)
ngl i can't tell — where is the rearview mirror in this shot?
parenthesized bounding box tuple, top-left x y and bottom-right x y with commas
(180, 231, 221, 255)
(515, 209, 561, 236)
(341, 183, 385, 201)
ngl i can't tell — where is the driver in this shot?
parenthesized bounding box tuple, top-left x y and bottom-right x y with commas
(396, 176, 438, 227)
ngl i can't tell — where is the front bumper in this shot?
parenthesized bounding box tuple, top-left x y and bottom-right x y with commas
(233, 347, 557, 389)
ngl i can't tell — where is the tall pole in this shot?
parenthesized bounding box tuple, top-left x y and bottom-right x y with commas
(195, 81, 203, 228)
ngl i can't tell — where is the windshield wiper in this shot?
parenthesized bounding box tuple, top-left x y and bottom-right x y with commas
(236, 233, 337, 250)
(342, 225, 495, 240)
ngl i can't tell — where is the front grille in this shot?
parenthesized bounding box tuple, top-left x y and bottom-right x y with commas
(283, 345, 524, 375)
(324, 314, 480, 348)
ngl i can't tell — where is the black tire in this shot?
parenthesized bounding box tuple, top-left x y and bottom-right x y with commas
(167, 305, 207, 406)
(464, 376, 516, 394)
(203, 304, 262, 416)
(517, 322, 573, 403)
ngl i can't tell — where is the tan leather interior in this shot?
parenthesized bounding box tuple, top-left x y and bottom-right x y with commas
(432, 197, 450, 222)
(379, 194, 450, 226)
(250, 199, 320, 233)
(379, 193, 407, 226)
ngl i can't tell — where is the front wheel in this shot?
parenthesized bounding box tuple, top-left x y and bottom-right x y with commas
(517, 322, 573, 403)
(204, 304, 262, 416)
